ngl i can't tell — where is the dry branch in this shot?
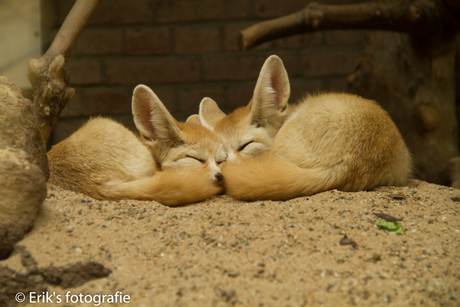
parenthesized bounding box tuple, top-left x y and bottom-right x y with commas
(27, 0, 101, 143)
(239, 1, 441, 51)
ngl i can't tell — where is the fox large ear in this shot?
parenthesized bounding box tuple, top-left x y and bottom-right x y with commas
(251, 55, 290, 126)
(132, 85, 183, 146)
(185, 114, 202, 126)
(199, 97, 226, 131)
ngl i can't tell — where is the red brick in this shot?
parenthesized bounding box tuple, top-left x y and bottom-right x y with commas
(272, 54, 300, 77)
(325, 79, 349, 93)
(58, 0, 154, 25)
(82, 89, 131, 116)
(226, 79, 324, 110)
(203, 54, 298, 81)
(67, 59, 102, 85)
(178, 87, 223, 115)
(203, 56, 262, 81)
(87, 86, 177, 115)
(175, 27, 220, 54)
(126, 28, 170, 55)
(105, 58, 200, 85)
(224, 23, 271, 51)
(60, 90, 83, 118)
(226, 83, 255, 109)
(111, 114, 138, 134)
(154, 0, 250, 22)
(41, 0, 59, 28)
(324, 30, 368, 46)
(76, 29, 123, 55)
(289, 79, 323, 102)
(51, 118, 88, 145)
(300, 49, 361, 77)
(254, 0, 310, 18)
(273, 32, 322, 49)
(56, 0, 72, 24)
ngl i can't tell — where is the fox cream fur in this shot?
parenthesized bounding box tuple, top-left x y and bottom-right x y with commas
(199, 55, 412, 201)
(48, 85, 226, 206)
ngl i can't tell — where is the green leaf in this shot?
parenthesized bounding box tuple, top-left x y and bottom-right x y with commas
(376, 219, 405, 235)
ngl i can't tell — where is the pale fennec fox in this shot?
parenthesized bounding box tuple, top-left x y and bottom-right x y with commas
(199, 55, 412, 201)
(48, 85, 226, 206)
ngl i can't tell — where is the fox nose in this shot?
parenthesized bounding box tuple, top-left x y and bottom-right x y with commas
(215, 172, 224, 183)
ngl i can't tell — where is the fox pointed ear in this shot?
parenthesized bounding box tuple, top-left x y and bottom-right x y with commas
(199, 97, 226, 131)
(132, 85, 183, 146)
(185, 114, 202, 126)
(251, 55, 290, 126)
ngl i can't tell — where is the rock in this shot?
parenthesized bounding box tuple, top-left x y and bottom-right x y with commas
(0, 76, 48, 259)
(0, 76, 48, 178)
(0, 150, 46, 260)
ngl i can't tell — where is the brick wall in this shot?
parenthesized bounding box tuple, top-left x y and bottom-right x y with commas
(44, 0, 368, 145)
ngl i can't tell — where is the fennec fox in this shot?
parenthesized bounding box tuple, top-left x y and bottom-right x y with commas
(199, 55, 412, 201)
(48, 85, 226, 206)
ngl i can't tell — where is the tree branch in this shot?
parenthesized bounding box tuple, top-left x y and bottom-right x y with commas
(239, 1, 440, 51)
(27, 0, 101, 143)
(45, 0, 101, 59)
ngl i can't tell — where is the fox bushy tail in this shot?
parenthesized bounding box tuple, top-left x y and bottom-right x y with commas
(222, 155, 347, 201)
(97, 167, 223, 206)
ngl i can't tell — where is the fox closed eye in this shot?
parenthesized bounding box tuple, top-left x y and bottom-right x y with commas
(187, 156, 205, 164)
(188, 156, 226, 165)
(238, 141, 253, 152)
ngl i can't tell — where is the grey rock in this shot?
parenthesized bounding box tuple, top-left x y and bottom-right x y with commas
(0, 76, 48, 178)
(0, 76, 48, 259)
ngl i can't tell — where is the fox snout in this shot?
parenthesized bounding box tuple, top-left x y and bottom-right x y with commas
(215, 172, 224, 185)
(206, 160, 225, 187)
(211, 166, 224, 187)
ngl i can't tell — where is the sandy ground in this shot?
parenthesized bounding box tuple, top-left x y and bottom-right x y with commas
(1, 179, 459, 307)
